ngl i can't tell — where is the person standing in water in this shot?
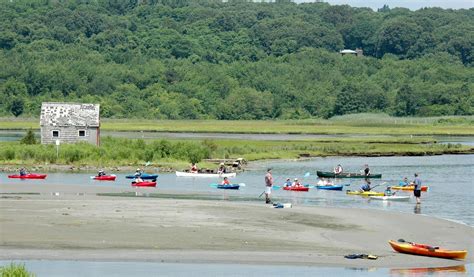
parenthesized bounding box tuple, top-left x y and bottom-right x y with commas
(412, 173, 422, 204)
(264, 168, 274, 204)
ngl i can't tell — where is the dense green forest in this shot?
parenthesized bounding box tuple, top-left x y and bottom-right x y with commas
(0, 0, 473, 119)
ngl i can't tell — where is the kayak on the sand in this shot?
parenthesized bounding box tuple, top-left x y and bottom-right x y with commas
(346, 190, 384, 196)
(389, 239, 467, 260)
(369, 195, 410, 201)
(391, 185, 428, 191)
(92, 175, 116, 181)
(283, 186, 309, 192)
(8, 174, 47, 179)
(131, 181, 156, 187)
(125, 174, 158, 180)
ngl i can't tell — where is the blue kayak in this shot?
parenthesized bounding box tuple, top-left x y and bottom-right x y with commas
(316, 185, 343, 191)
(214, 184, 240, 190)
(125, 174, 159, 180)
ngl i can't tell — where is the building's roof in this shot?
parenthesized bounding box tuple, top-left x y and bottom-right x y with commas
(40, 102, 100, 127)
(340, 49, 358, 54)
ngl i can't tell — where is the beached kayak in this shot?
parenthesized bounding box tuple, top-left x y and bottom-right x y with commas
(175, 171, 236, 178)
(125, 174, 158, 180)
(317, 171, 382, 178)
(346, 190, 384, 196)
(283, 186, 309, 192)
(316, 185, 343, 191)
(131, 181, 156, 187)
(369, 195, 410, 201)
(391, 185, 428, 192)
(389, 240, 467, 260)
(92, 175, 116, 181)
(8, 174, 47, 179)
(216, 184, 240, 190)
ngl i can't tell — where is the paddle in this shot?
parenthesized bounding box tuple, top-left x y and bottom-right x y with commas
(397, 239, 438, 250)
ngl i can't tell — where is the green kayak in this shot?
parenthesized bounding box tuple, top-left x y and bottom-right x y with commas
(316, 171, 382, 179)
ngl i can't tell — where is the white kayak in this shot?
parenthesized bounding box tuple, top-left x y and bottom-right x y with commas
(369, 195, 410, 201)
(175, 171, 236, 178)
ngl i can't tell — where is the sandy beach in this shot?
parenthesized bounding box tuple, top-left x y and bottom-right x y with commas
(0, 182, 473, 268)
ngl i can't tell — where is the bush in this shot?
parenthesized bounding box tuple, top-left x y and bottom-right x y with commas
(0, 262, 35, 277)
(20, 129, 37, 145)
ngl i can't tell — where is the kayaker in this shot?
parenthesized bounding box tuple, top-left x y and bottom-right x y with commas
(284, 178, 292, 187)
(217, 163, 226, 174)
(412, 173, 422, 204)
(363, 164, 370, 176)
(134, 168, 142, 177)
(318, 178, 333, 186)
(384, 187, 394, 196)
(190, 163, 198, 173)
(400, 177, 409, 186)
(221, 177, 231, 185)
(19, 167, 27, 176)
(292, 178, 302, 187)
(334, 164, 343, 174)
(264, 168, 273, 204)
(360, 180, 371, 192)
(98, 170, 106, 177)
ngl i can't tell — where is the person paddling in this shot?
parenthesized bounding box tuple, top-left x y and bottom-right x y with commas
(360, 180, 371, 192)
(334, 164, 343, 175)
(19, 167, 27, 176)
(98, 170, 106, 177)
(292, 178, 302, 187)
(363, 164, 370, 176)
(221, 176, 231, 185)
(190, 163, 198, 173)
(284, 178, 292, 187)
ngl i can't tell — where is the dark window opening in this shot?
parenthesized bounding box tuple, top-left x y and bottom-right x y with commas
(79, 130, 86, 137)
(52, 130, 59, 138)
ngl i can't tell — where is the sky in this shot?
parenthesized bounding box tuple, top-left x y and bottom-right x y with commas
(295, 1, 473, 10)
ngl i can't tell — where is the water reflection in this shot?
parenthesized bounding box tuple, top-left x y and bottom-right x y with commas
(390, 265, 466, 276)
(414, 204, 421, 214)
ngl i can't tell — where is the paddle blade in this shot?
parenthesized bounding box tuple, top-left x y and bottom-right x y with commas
(238, 183, 246, 187)
(273, 185, 281, 190)
(304, 172, 310, 178)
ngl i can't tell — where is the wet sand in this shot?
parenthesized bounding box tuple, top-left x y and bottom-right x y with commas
(0, 183, 472, 268)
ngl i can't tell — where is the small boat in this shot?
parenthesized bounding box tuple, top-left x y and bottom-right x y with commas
(131, 181, 156, 187)
(369, 195, 410, 201)
(317, 171, 382, 179)
(283, 186, 309, 192)
(316, 185, 343, 191)
(391, 185, 428, 192)
(92, 175, 116, 181)
(216, 184, 240, 190)
(125, 173, 158, 180)
(346, 190, 384, 196)
(175, 171, 236, 178)
(8, 174, 47, 179)
(389, 240, 467, 260)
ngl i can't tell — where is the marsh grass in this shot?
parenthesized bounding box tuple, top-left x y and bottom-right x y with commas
(0, 263, 35, 277)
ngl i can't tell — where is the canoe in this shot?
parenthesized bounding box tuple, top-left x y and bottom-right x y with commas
(125, 174, 158, 180)
(369, 195, 410, 201)
(388, 240, 467, 260)
(316, 185, 343, 191)
(8, 174, 47, 179)
(346, 190, 384, 196)
(175, 171, 236, 178)
(283, 186, 309, 192)
(391, 185, 428, 192)
(216, 184, 240, 190)
(131, 181, 156, 187)
(92, 175, 116, 181)
(316, 171, 382, 178)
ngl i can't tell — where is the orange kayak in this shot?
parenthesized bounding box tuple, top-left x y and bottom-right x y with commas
(389, 240, 467, 259)
(391, 185, 428, 191)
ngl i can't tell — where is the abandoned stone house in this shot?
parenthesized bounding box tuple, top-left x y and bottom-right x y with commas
(40, 102, 100, 146)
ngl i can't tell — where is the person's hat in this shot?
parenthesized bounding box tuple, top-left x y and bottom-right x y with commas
(267, 168, 272, 172)
(286, 178, 290, 181)
(136, 168, 140, 171)
(220, 163, 224, 165)
(294, 178, 298, 181)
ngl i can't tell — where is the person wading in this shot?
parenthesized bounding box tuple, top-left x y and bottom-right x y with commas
(264, 168, 274, 204)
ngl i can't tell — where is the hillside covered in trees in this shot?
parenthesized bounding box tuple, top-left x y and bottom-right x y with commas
(0, 0, 473, 119)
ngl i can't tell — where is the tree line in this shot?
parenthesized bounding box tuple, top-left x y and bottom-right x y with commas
(0, 0, 472, 119)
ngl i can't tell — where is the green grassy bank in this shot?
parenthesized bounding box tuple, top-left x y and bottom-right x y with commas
(0, 136, 471, 170)
(1, 114, 473, 136)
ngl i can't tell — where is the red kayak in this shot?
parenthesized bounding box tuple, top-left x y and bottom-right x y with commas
(132, 181, 156, 187)
(283, 186, 309, 192)
(92, 175, 116, 181)
(8, 174, 47, 179)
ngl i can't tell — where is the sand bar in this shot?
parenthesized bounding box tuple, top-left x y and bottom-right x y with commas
(0, 183, 473, 268)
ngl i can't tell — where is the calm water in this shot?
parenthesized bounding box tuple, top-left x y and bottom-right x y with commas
(0, 260, 470, 277)
(2, 155, 473, 227)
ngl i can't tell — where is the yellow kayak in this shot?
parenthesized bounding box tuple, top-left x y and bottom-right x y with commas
(346, 190, 384, 197)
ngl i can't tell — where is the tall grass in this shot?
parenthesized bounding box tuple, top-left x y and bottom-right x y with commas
(0, 263, 35, 277)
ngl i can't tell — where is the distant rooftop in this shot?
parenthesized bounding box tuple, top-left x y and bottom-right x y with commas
(40, 102, 100, 127)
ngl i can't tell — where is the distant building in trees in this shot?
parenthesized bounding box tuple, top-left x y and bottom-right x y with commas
(340, 48, 363, 57)
(40, 102, 100, 146)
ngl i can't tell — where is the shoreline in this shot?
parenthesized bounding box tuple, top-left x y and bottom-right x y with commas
(0, 183, 473, 268)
